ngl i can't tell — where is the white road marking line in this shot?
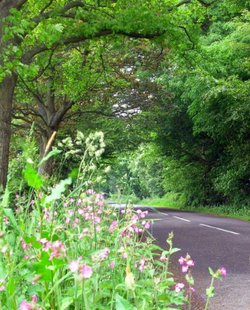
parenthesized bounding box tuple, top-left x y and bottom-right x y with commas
(199, 223, 240, 235)
(158, 211, 168, 216)
(173, 216, 191, 222)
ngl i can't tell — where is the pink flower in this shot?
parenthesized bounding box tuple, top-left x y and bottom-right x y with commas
(69, 261, 80, 273)
(3, 216, 9, 225)
(80, 265, 93, 279)
(31, 295, 38, 303)
(160, 254, 168, 262)
(179, 254, 194, 273)
(0, 279, 5, 292)
(86, 189, 95, 195)
(218, 267, 227, 277)
(175, 283, 185, 293)
(93, 248, 110, 261)
(20, 301, 32, 310)
(178, 256, 185, 265)
(109, 221, 118, 232)
(139, 259, 145, 272)
(187, 259, 194, 267)
(109, 261, 115, 269)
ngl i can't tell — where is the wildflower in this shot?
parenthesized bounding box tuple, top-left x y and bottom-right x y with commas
(178, 254, 194, 273)
(31, 295, 38, 303)
(178, 256, 185, 265)
(109, 221, 118, 232)
(86, 189, 95, 195)
(175, 283, 185, 293)
(49, 240, 66, 260)
(0, 279, 5, 291)
(109, 261, 115, 269)
(92, 248, 110, 261)
(218, 267, 227, 277)
(80, 265, 93, 279)
(31, 275, 41, 285)
(3, 216, 9, 225)
(20, 301, 32, 310)
(78, 208, 85, 215)
(160, 253, 168, 262)
(69, 260, 80, 273)
(139, 259, 145, 272)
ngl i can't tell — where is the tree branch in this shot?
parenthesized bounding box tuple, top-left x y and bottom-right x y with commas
(22, 28, 165, 63)
(179, 26, 195, 49)
(18, 75, 44, 104)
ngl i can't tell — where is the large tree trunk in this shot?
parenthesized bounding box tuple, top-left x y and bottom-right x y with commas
(0, 75, 17, 190)
(0, 1, 19, 190)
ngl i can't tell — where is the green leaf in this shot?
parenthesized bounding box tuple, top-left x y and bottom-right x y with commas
(115, 293, 135, 310)
(208, 267, 215, 277)
(206, 286, 215, 298)
(0, 186, 10, 208)
(23, 163, 43, 190)
(39, 149, 61, 166)
(44, 177, 72, 205)
(4, 208, 21, 233)
(7, 277, 15, 296)
(61, 297, 74, 310)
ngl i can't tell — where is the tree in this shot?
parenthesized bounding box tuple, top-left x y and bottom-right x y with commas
(0, 0, 207, 188)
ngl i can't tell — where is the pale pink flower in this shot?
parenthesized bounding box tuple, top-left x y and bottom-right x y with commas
(187, 259, 194, 267)
(78, 209, 85, 215)
(175, 283, 185, 293)
(3, 216, 9, 225)
(20, 301, 32, 310)
(179, 254, 194, 273)
(31, 275, 41, 285)
(182, 265, 189, 273)
(93, 248, 110, 261)
(31, 295, 38, 303)
(39, 238, 48, 245)
(69, 261, 80, 273)
(109, 261, 115, 269)
(80, 265, 93, 278)
(139, 259, 145, 272)
(86, 189, 95, 195)
(218, 267, 227, 277)
(109, 221, 118, 232)
(122, 252, 127, 259)
(178, 256, 185, 265)
(160, 254, 168, 262)
(0, 279, 5, 291)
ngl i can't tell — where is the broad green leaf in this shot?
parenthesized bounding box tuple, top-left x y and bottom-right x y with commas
(39, 149, 62, 166)
(206, 286, 215, 298)
(115, 293, 135, 310)
(23, 163, 43, 190)
(4, 208, 21, 233)
(44, 177, 72, 205)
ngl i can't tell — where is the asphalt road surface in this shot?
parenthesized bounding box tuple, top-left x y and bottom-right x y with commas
(112, 203, 250, 310)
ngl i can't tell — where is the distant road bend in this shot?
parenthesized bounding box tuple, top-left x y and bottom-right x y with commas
(111, 203, 250, 310)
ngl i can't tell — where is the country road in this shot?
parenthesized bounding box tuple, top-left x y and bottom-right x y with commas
(111, 203, 250, 310)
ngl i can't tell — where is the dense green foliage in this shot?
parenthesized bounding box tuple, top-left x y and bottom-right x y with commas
(105, 0, 250, 208)
(2, 0, 249, 208)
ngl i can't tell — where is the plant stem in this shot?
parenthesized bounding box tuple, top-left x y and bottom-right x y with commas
(204, 277, 215, 310)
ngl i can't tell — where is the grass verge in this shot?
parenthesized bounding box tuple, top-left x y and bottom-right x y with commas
(138, 194, 250, 221)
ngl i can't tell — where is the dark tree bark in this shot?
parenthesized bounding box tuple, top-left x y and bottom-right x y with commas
(0, 0, 21, 189)
(0, 75, 17, 189)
